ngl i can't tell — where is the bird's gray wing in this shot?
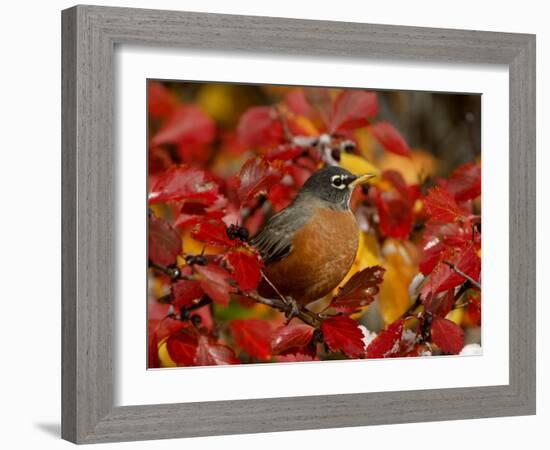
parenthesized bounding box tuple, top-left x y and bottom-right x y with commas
(250, 206, 311, 265)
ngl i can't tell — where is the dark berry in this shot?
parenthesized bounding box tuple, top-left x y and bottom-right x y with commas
(331, 148, 341, 162)
(191, 314, 202, 327)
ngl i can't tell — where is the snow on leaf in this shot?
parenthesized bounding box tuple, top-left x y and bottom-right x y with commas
(229, 319, 272, 360)
(225, 250, 263, 292)
(271, 324, 315, 354)
(237, 157, 283, 202)
(194, 263, 236, 306)
(148, 214, 182, 266)
(150, 105, 215, 147)
(149, 165, 219, 205)
(365, 319, 404, 359)
(237, 106, 284, 148)
(330, 266, 385, 312)
(329, 90, 378, 133)
(423, 186, 468, 223)
(370, 121, 411, 157)
(431, 317, 465, 354)
(321, 316, 365, 358)
(194, 335, 239, 366)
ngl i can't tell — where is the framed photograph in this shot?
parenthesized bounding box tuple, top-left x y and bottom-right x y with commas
(62, 5, 536, 444)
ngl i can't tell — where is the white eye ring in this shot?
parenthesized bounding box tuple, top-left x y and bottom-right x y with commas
(331, 174, 347, 190)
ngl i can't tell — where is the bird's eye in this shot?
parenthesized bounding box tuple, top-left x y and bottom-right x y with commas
(331, 175, 346, 189)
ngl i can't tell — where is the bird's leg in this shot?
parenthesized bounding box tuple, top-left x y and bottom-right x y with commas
(260, 270, 301, 324)
(283, 296, 301, 324)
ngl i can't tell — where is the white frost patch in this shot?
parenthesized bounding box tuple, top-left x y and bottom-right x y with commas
(408, 273, 425, 298)
(359, 325, 377, 348)
(459, 343, 482, 356)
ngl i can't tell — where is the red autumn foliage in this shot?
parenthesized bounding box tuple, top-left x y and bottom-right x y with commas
(321, 316, 365, 358)
(366, 320, 404, 359)
(329, 266, 385, 312)
(147, 81, 481, 368)
(271, 323, 315, 354)
(229, 319, 272, 360)
(148, 214, 182, 266)
(225, 250, 263, 292)
(431, 317, 465, 354)
(370, 121, 411, 156)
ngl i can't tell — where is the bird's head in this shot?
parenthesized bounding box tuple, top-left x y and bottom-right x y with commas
(297, 166, 376, 210)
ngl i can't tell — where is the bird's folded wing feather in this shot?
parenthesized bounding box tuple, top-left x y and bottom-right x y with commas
(250, 207, 310, 265)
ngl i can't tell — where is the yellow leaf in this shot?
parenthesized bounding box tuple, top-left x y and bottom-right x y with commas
(377, 149, 437, 185)
(292, 115, 319, 136)
(339, 152, 380, 178)
(378, 239, 419, 324)
(446, 308, 464, 326)
(158, 339, 177, 368)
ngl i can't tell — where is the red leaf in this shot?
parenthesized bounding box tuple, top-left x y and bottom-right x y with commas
(382, 170, 412, 203)
(376, 193, 414, 239)
(229, 319, 272, 360)
(172, 279, 204, 309)
(431, 317, 465, 354)
(276, 353, 318, 362)
(151, 105, 215, 147)
(237, 157, 283, 202)
(166, 329, 198, 365)
(148, 214, 181, 266)
(191, 220, 239, 247)
(330, 266, 385, 312)
(366, 319, 404, 358)
(148, 81, 177, 119)
(149, 166, 219, 205)
(237, 106, 285, 148)
(285, 88, 317, 119)
(194, 263, 236, 306)
(271, 324, 315, 354)
(264, 145, 304, 162)
(419, 240, 446, 275)
(467, 293, 482, 326)
(423, 290, 455, 318)
(195, 335, 239, 366)
(305, 88, 332, 126)
(423, 187, 468, 223)
(420, 244, 480, 300)
(174, 201, 225, 229)
(148, 331, 161, 368)
(371, 121, 411, 156)
(226, 250, 263, 292)
(321, 316, 365, 358)
(444, 163, 481, 202)
(329, 90, 379, 133)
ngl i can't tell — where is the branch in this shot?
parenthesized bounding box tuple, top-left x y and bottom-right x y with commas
(149, 260, 323, 328)
(442, 260, 481, 289)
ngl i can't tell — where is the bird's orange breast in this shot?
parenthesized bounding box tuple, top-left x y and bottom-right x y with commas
(259, 208, 359, 304)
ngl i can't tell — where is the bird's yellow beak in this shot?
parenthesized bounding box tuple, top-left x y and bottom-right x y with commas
(349, 173, 377, 188)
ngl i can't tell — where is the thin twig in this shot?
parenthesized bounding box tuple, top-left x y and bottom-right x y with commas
(443, 260, 481, 289)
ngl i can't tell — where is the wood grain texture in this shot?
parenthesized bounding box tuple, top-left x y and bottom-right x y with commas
(61, 4, 536, 444)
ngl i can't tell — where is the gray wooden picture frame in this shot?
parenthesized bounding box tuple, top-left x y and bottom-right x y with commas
(61, 4, 536, 444)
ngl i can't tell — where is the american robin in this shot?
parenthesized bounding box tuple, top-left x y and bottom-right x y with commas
(251, 166, 375, 307)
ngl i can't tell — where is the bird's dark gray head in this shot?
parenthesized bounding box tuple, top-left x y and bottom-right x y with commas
(296, 166, 375, 210)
